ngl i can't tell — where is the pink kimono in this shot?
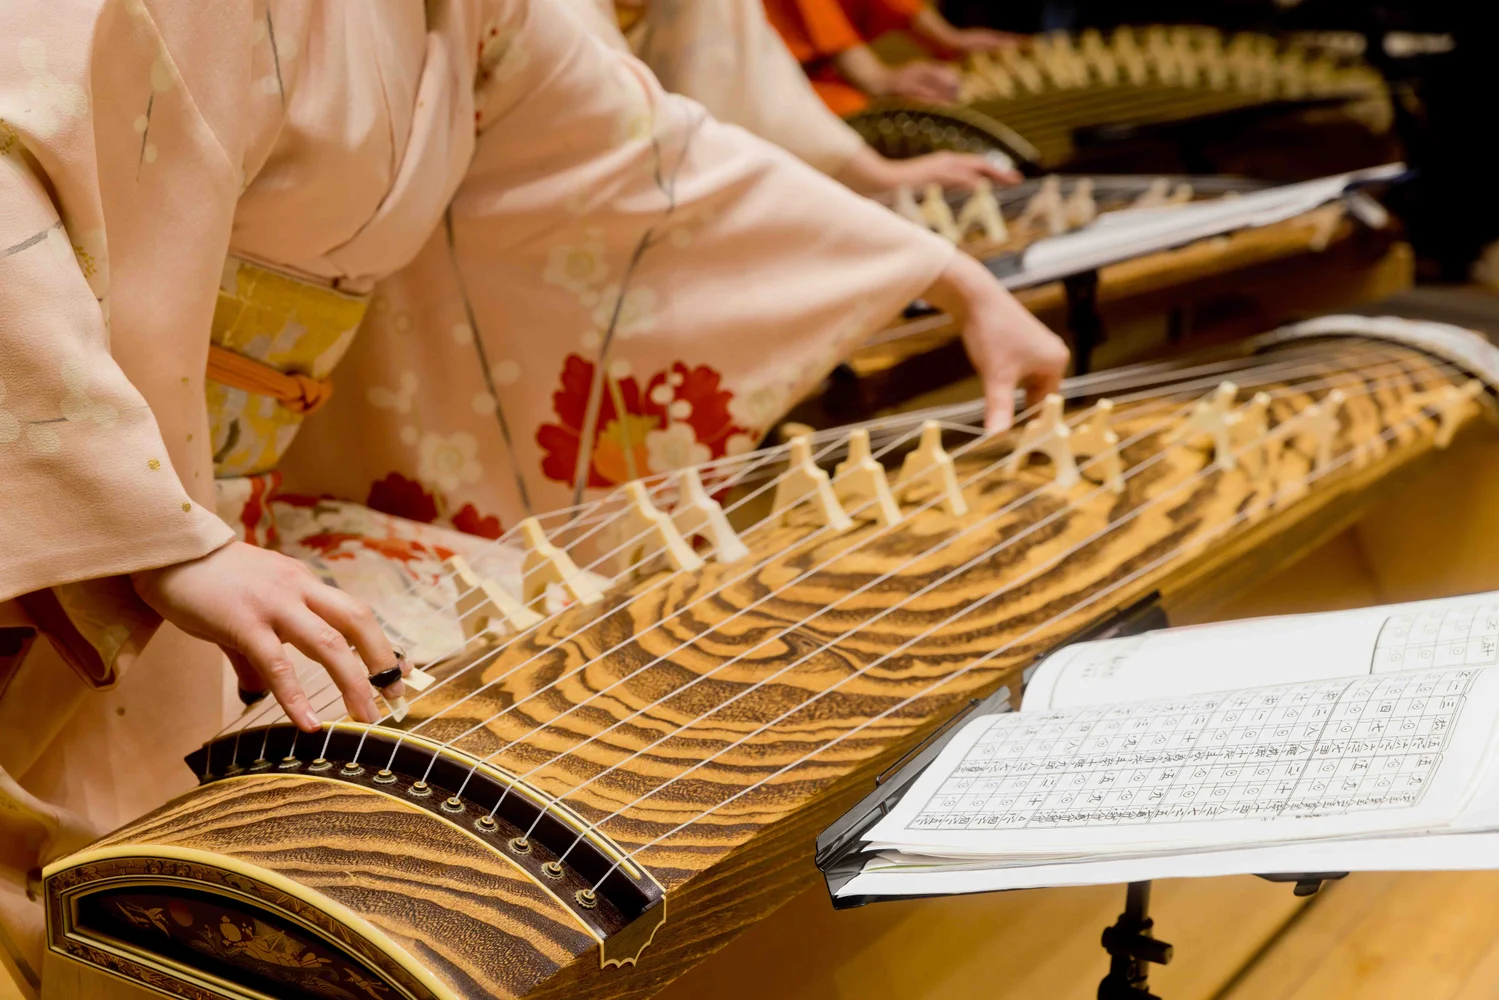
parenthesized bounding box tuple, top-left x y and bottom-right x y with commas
(0, 0, 952, 978)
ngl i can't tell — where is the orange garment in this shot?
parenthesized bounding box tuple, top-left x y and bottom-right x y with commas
(763, 0, 927, 114)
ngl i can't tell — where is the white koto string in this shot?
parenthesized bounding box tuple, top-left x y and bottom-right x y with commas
(476, 354, 1420, 822)
(256, 344, 1425, 739)
(411, 349, 1438, 804)
(234, 416, 939, 736)
(524, 358, 1443, 856)
(240, 344, 1365, 735)
(386, 348, 1386, 786)
(582, 383, 1450, 886)
(289, 346, 1426, 756)
(270, 351, 1443, 787)
(371, 341, 1379, 724)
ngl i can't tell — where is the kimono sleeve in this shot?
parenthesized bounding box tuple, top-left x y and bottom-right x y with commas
(0, 1, 246, 683)
(633, 0, 867, 175)
(468, 0, 955, 374)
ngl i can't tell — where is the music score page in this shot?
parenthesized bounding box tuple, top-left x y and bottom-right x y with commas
(1022, 591, 1499, 711)
(868, 665, 1499, 861)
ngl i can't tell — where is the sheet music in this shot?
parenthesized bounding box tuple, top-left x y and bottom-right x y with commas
(1010, 164, 1404, 290)
(867, 665, 1499, 859)
(1022, 591, 1499, 712)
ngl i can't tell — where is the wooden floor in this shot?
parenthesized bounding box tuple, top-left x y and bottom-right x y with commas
(656, 433, 1499, 1000)
(1225, 872, 1499, 1000)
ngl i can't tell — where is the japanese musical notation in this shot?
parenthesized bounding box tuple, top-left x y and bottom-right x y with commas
(1374, 602, 1499, 673)
(909, 668, 1477, 832)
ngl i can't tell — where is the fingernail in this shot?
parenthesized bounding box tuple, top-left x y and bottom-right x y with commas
(300, 710, 321, 732)
(404, 666, 436, 692)
(386, 696, 409, 723)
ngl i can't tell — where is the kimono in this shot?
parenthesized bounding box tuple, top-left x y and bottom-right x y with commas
(0, 0, 953, 979)
(763, 0, 928, 114)
(561, 0, 868, 176)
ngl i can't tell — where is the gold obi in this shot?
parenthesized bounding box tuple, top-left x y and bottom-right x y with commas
(207, 257, 370, 478)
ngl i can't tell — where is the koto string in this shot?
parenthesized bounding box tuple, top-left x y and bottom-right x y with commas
(438, 350, 1440, 813)
(422, 345, 1430, 773)
(584, 382, 1451, 886)
(290, 344, 1427, 752)
(228, 417, 928, 736)
(532, 358, 1441, 857)
(245, 343, 1426, 738)
(237, 342, 1372, 735)
(288, 345, 1426, 749)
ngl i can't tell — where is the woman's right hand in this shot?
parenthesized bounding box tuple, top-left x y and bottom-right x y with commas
(919, 252, 1069, 433)
(130, 541, 403, 732)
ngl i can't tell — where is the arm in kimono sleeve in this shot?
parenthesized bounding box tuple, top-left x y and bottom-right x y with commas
(0, 138, 234, 685)
(470, 0, 957, 410)
(632, 0, 866, 176)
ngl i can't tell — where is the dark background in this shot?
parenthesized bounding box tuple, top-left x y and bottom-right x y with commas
(941, 0, 1494, 279)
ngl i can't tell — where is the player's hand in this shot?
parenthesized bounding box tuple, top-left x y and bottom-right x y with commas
(920, 252, 1069, 432)
(880, 61, 962, 104)
(886, 151, 1021, 192)
(130, 541, 405, 732)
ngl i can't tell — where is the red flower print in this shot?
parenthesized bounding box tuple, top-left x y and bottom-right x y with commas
(274, 493, 326, 509)
(358, 536, 455, 565)
(296, 531, 454, 565)
(296, 532, 364, 561)
(366, 473, 439, 524)
(452, 503, 504, 539)
(537, 355, 756, 489)
(237, 471, 282, 549)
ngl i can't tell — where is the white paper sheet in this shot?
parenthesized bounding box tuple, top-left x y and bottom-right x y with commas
(867, 665, 1499, 859)
(1009, 164, 1404, 291)
(1022, 591, 1499, 712)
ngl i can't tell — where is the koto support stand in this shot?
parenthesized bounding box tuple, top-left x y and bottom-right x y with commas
(1064, 269, 1106, 375)
(1094, 872, 1349, 999)
(1098, 881, 1172, 1000)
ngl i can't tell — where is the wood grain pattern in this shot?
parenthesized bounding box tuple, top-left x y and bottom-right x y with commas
(53, 337, 1491, 1000)
(76, 776, 597, 1000)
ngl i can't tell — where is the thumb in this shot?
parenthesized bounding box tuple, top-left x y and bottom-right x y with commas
(226, 649, 270, 708)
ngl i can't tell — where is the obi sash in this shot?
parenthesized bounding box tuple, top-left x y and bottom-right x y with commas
(206, 257, 370, 543)
(207, 257, 370, 479)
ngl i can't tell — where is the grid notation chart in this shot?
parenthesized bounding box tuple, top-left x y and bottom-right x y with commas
(1374, 602, 1499, 673)
(909, 668, 1475, 832)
